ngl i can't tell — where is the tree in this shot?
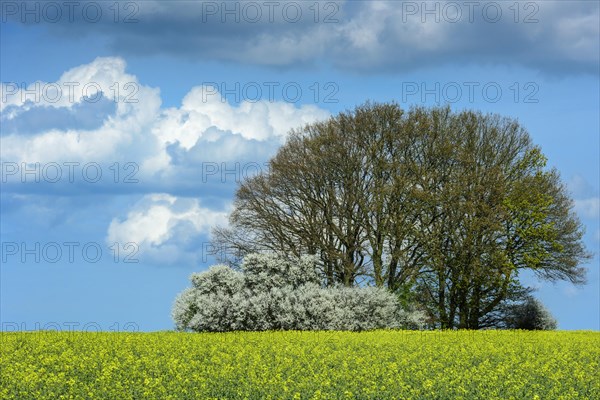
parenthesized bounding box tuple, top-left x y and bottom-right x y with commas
(213, 103, 423, 287)
(212, 103, 590, 329)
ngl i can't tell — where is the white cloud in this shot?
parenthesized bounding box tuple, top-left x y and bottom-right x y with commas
(574, 197, 600, 219)
(2, 57, 331, 264)
(154, 86, 329, 147)
(1, 57, 330, 181)
(106, 193, 228, 250)
(1, 57, 152, 113)
(1, 57, 162, 164)
(105, 193, 230, 266)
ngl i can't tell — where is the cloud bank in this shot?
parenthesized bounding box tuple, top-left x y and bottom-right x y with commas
(1, 57, 330, 262)
(5, 1, 598, 75)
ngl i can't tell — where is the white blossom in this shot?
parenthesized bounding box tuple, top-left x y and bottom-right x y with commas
(172, 253, 426, 331)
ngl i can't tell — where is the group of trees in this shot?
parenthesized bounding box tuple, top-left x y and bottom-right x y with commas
(175, 103, 589, 331)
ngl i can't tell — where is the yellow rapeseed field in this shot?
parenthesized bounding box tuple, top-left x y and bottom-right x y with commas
(1, 330, 598, 399)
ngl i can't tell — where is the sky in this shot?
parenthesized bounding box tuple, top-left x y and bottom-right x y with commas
(0, 0, 598, 332)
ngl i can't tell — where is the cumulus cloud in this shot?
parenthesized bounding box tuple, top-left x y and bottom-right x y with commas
(1, 57, 330, 184)
(1, 57, 330, 263)
(106, 193, 229, 264)
(1, 57, 149, 112)
(1, 57, 162, 164)
(6, 1, 598, 75)
(107, 193, 227, 245)
(175, 86, 328, 142)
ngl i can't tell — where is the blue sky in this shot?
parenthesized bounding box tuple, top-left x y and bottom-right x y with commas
(1, 0, 598, 331)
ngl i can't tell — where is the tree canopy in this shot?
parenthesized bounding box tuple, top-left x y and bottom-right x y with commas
(212, 103, 590, 329)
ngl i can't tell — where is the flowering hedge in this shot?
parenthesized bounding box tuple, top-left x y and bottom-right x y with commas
(172, 253, 425, 332)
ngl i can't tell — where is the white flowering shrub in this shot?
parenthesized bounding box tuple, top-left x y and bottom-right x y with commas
(190, 265, 244, 295)
(172, 253, 425, 332)
(396, 307, 429, 330)
(242, 253, 321, 291)
(171, 288, 198, 331)
(503, 297, 558, 330)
